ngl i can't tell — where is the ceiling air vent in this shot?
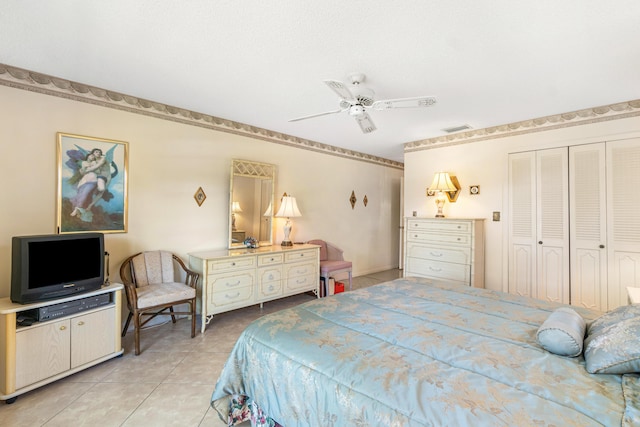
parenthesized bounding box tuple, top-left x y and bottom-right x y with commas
(443, 124, 472, 133)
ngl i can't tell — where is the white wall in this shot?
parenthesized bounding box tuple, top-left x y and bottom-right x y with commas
(404, 116, 640, 292)
(0, 84, 402, 298)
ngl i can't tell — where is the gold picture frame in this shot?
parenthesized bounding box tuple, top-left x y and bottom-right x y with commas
(56, 132, 129, 234)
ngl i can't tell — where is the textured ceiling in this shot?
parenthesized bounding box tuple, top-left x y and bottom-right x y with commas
(1, 1, 640, 163)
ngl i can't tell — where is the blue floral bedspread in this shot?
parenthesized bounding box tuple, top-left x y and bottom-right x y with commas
(211, 277, 640, 426)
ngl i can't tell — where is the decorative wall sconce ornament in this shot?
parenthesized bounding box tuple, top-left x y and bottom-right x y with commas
(446, 175, 461, 202)
(470, 185, 480, 195)
(363, 195, 368, 207)
(350, 191, 357, 209)
(194, 187, 206, 207)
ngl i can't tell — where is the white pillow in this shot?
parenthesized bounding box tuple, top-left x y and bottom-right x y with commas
(536, 308, 586, 357)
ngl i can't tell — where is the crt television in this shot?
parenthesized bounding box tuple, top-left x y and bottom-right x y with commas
(11, 232, 105, 304)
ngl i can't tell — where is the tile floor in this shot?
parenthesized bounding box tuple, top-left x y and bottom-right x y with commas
(0, 269, 402, 426)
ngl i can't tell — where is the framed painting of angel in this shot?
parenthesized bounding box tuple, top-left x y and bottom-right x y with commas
(56, 132, 129, 234)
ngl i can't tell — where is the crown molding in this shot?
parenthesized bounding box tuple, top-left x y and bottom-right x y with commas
(0, 63, 403, 170)
(405, 99, 640, 152)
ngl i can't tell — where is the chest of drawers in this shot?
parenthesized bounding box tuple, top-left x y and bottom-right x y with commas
(189, 244, 319, 332)
(404, 218, 485, 288)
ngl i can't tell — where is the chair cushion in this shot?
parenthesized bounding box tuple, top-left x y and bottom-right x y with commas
(320, 260, 352, 275)
(136, 282, 196, 309)
(132, 251, 175, 287)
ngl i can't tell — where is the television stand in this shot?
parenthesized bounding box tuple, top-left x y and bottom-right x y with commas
(0, 283, 123, 403)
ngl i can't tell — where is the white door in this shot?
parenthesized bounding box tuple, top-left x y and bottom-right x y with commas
(508, 151, 537, 298)
(569, 143, 607, 310)
(607, 138, 640, 309)
(536, 148, 569, 304)
(509, 148, 569, 303)
(399, 177, 404, 269)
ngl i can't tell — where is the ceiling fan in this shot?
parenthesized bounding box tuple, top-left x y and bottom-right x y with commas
(289, 73, 437, 134)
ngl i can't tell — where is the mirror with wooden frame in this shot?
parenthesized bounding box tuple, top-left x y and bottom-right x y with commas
(228, 159, 276, 248)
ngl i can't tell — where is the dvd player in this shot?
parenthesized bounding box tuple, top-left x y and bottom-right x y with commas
(26, 293, 112, 322)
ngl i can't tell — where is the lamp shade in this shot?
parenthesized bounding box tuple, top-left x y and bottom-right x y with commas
(428, 172, 457, 192)
(275, 196, 302, 218)
(232, 201, 243, 213)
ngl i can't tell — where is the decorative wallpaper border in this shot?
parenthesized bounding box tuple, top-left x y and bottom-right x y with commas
(0, 63, 403, 170)
(405, 99, 640, 152)
(4, 63, 638, 165)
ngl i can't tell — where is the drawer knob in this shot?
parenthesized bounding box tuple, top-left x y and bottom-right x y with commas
(231, 262, 236, 266)
(430, 252, 443, 257)
(60, 325, 66, 331)
(226, 280, 241, 287)
(77, 321, 85, 326)
(225, 292, 241, 299)
(429, 267, 442, 272)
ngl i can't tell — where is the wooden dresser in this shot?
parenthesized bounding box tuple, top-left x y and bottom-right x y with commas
(404, 218, 485, 288)
(189, 244, 319, 332)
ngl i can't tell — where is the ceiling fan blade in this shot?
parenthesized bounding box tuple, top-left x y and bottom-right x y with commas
(289, 108, 345, 122)
(371, 96, 437, 110)
(355, 112, 376, 133)
(323, 80, 356, 102)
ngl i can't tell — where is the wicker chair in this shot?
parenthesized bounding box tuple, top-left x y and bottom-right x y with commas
(307, 239, 352, 296)
(120, 251, 199, 355)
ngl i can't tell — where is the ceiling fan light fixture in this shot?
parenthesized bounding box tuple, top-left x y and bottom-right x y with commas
(349, 105, 365, 116)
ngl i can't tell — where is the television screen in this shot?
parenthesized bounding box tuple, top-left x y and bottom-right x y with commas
(11, 233, 105, 304)
(27, 238, 102, 289)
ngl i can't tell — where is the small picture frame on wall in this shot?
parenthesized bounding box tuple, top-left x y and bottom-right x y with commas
(194, 187, 206, 206)
(56, 132, 129, 234)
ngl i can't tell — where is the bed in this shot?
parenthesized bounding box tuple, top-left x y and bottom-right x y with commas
(211, 277, 640, 426)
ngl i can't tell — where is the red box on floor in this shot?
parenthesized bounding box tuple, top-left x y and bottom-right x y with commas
(335, 282, 345, 294)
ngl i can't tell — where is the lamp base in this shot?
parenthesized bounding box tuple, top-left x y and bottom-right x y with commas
(281, 240, 293, 246)
(435, 214, 445, 218)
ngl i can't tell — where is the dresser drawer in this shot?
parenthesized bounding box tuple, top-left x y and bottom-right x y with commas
(209, 286, 254, 311)
(208, 256, 255, 272)
(258, 266, 282, 283)
(406, 243, 471, 264)
(208, 270, 255, 293)
(258, 253, 284, 266)
(406, 258, 470, 282)
(406, 230, 470, 246)
(257, 279, 282, 300)
(407, 219, 472, 234)
(284, 261, 317, 278)
(284, 249, 317, 263)
(284, 274, 317, 292)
